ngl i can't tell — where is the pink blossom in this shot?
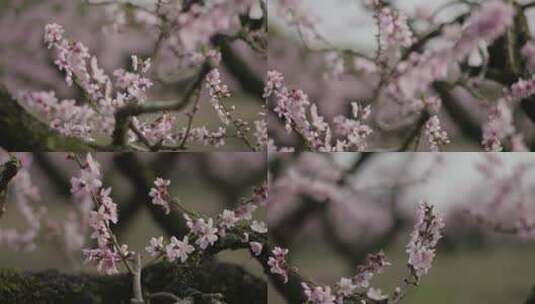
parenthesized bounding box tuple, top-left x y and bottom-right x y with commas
(70, 153, 102, 195)
(250, 220, 268, 234)
(145, 236, 165, 257)
(353, 251, 391, 289)
(219, 209, 239, 230)
(424, 116, 450, 151)
(113, 68, 153, 103)
(185, 215, 219, 250)
(166, 236, 195, 263)
(205, 69, 232, 125)
(377, 6, 414, 48)
(264, 70, 285, 99)
(249, 241, 263, 256)
(522, 41, 535, 69)
(97, 187, 118, 224)
(336, 277, 356, 297)
(482, 99, 514, 152)
(268, 246, 289, 283)
(187, 126, 227, 147)
(510, 76, 535, 102)
(406, 201, 444, 280)
(254, 117, 268, 149)
(149, 178, 171, 214)
(302, 283, 336, 304)
(83, 248, 120, 275)
(367, 288, 388, 301)
(43, 23, 64, 48)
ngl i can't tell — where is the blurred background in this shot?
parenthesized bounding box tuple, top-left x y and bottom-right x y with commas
(267, 0, 535, 151)
(0, 152, 266, 280)
(0, 1, 265, 150)
(268, 152, 535, 303)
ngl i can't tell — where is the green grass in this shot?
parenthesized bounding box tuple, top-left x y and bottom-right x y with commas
(269, 241, 535, 303)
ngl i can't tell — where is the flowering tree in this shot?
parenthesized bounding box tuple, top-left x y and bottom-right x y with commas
(267, 153, 446, 303)
(0, 152, 269, 303)
(266, 152, 535, 303)
(0, 0, 267, 151)
(267, 0, 535, 151)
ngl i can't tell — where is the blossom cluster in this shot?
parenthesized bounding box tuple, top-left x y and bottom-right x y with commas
(269, 0, 535, 151)
(145, 181, 269, 264)
(469, 155, 535, 238)
(376, 4, 414, 49)
(279, 201, 444, 304)
(267, 246, 290, 283)
(16, 22, 266, 151)
(424, 116, 450, 152)
(19, 23, 153, 141)
(406, 202, 444, 280)
(70, 154, 133, 275)
(266, 70, 373, 151)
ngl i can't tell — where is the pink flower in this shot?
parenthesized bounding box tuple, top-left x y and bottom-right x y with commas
(145, 236, 164, 257)
(196, 218, 219, 250)
(522, 41, 535, 69)
(88, 212, 111, 247)
(43, 23, 64, 48)
(424, 116, 450, 151)
(97, 248, 120, 275)
(250, 220, 268, 234)
(377, 6, 414, 48)
(186, 215, 219, 250)
(235, 203, 257, 220)
(219, 209, 239, 230)
(149, 178, 171, 214)
(336, 277, 356, 297)
(166, 236, 195, 263)
(83, 248, 120, 275)
(407, 246, 435, 278)
(367, 288, 387, 301)
(353, 251, 391, 289)
(510, 76, 535, 102)
(302, 283, 336, 304)
(70, 153, 102, 195)
(268, 247, 289, 283)
(406, 201, 444, 280)
(249, 241, 263, 256)
(482, 99, 514, 152)
(205, 69, 232, 125)
(98, 187, 118, 224)
(264, 70, 284, 99)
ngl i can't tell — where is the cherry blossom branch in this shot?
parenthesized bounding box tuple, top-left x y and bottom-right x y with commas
(111, 62, 212, 147)
(266, 201, 444, 304)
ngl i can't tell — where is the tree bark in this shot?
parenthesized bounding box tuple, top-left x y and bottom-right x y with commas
(0, 261, 266, 304)
(0, 90, 92, 151)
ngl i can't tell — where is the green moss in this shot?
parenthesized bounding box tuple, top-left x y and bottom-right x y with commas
(0, 89, 93, 151)
(0, 261, 265, 304)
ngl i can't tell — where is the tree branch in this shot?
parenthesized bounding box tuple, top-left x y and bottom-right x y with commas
(0, 90, 93, 151)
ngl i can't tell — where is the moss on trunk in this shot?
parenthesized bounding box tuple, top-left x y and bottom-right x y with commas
(0, 261, 266, 304)
(0, 90, 92, 151)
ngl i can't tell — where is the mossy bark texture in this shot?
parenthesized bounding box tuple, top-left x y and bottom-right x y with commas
(0, 90, 91, 151)
(0, 261, 266, 304)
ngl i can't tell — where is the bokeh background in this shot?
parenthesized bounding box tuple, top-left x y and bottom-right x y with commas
(0, 1, 265, 150)
(267, 0, 535, 151)
(268, 152, 535, 303)
(0, 152, 266, 281)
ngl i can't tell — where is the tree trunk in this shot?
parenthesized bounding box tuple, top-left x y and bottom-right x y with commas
(0, 261, 266, 304)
